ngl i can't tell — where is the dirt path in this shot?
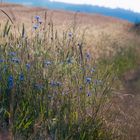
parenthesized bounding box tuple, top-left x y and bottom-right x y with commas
(112, 68, 140, 140)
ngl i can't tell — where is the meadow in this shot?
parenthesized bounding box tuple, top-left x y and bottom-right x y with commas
(0, 4, 140, 140)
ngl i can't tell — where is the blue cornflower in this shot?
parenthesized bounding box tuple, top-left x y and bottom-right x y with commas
(35, 15, 40, 21)
(8, 75, 14, 89)
(19, 73, 24, 81)
(39, 20, 42, 24)
(11, 58, 20, 63)
(79, 86, 83, 91)
(67, 57, 72, 64)
(50, 81, 62, 87)
(33, 24, 39, 30)
(86, 77, 92, 84)
(50, 81, 56, 87)
(91, 68, 96, 73)
(26, 63, 31, 70)
(86, 52, 90, 60)
(0, 59, 4, 63)
(68, 32, 72, 38)
(87, 92, 91, 97)
(44, 61, 52, 67)
(9, 52, 16, 56)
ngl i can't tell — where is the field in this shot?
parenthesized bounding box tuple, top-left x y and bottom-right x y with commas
(0, 3, 140, 140)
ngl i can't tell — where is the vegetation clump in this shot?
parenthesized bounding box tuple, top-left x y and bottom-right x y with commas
(0, 15, 117, 140)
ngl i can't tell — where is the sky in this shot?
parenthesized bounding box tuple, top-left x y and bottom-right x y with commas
(50, 0, 140, 13)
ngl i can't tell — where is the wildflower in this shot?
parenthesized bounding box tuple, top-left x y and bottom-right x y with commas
(35, 15, 40, 21)
(91, 68, 96, 73)
(79, 86, 83, 91)
(39, 20, 42, 24)
(85, 52, 90, 60)
(19, 73, 24, 81)
(9, 52, 16, 56)
(26, 63, 31, 70)
(67, 57, 72, 64)
(44, 61, 52, 67)
(86, 77, 92, 84)
(50, 81, 62, 87)
(8, 75, 14, 89)
(11, 58, 20, 64)
(33, 24, 39, 30)
(87, 92, 91, 97)
(68, 32, 72, 38)
(0, 59, 4, 63)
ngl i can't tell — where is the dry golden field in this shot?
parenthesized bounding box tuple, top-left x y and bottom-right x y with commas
(1, 3, 140, 58)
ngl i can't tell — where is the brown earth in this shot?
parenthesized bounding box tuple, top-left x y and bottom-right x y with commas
(111, 68, 140, 140)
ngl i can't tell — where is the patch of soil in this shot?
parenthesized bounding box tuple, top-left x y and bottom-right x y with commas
(123, 67, 140, 94)
(112, 67, 140, 140)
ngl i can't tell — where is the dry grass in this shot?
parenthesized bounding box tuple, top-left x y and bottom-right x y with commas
(0, 3, 140, 140)
(0, 3, 139, 57)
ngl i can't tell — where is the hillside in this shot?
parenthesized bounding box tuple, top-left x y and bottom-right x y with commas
(5, 0, 140, 22)
(0, 3, 138, 57)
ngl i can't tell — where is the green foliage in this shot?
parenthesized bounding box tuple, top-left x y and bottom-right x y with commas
(0, 20, 115, 140)
(112, 47, 138, 77)
(3, 20, 11, 37)
(100, 47, 139, 78)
